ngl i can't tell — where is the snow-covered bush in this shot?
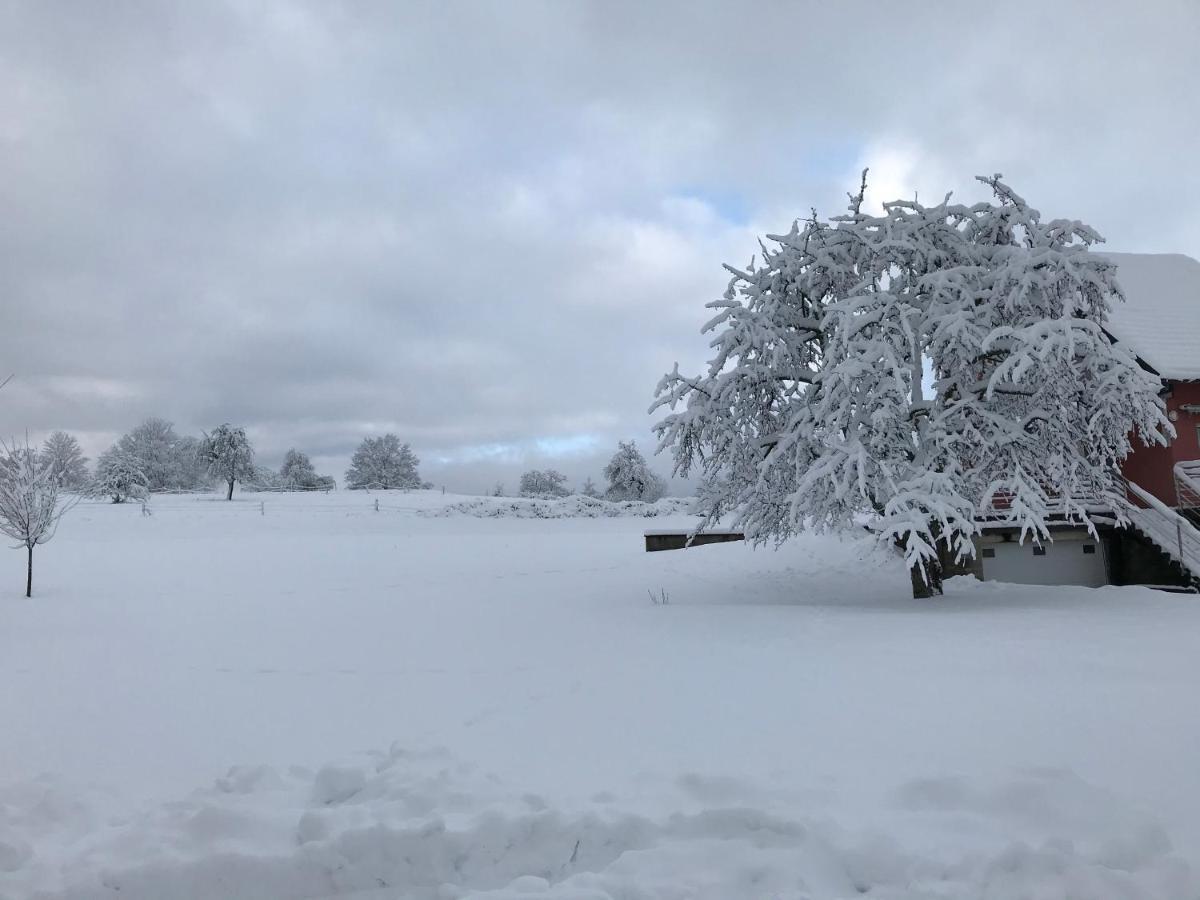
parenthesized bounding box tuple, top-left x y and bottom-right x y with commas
(345, 435, 421, 490)
(0, 439, 74, 597)
(424, 494, 694, 519)
(92, 450, 149, 504)
(604, 441, 666, 502)
(199, 424, 255, 500)
(40, 431, 89, 490)
(518, 469, 570, 498)
(652, 172, 1171, 596)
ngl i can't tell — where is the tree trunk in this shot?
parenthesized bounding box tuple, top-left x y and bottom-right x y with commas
(226, 479, 235, 501)
(910, 555, 944, 599)
(26, 544, 33, 598)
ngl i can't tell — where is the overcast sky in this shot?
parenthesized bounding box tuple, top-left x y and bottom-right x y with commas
(2, 1, 1198, 492)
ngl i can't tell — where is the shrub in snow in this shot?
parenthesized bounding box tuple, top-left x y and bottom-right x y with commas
(40, 431, 89, 490)
(246, 465, 285, 491)
(652, 172, 1170, 597)
(199, 424, 255, 501)
(580, 477, 601, 498)
(0, 439, 74, 597)
(92, 450, 149, 504)
(604, 441, 666, 502)
(345, 435, 422, 490)
(425, 495, 694, 519)
(518, 469, 570, 498)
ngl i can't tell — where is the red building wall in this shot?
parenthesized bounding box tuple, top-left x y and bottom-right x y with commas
(1121, 380, 1200, 506)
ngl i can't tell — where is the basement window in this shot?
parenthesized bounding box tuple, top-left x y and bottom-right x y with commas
(1083, 544, 1096, 554)
(982, 548, 995, 558)
(1033, 546, 1047, 556)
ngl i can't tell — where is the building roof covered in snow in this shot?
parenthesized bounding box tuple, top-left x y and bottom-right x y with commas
(1101, 252, 1200, 381)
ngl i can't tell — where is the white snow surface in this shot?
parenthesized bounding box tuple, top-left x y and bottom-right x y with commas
(1, 489, 1198, 898)
(1102, 251, 1200, 380)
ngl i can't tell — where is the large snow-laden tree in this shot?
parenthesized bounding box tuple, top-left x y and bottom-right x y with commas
(0, 439, 74, 597)
(200, 424, 255, 500)
(603, 441, 666, 502)
(40, 431, 89, 490)
(651, 173, 1170, 597)
(344, 435, 422, 490)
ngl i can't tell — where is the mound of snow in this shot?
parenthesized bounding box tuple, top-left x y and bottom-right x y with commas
(422, 495, 696, 519)
(1, 746, 1193, 899)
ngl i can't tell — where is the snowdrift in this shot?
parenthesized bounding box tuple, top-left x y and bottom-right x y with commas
(3, 745, 1192, 899)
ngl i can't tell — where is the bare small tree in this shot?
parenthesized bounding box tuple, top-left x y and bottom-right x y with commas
(0, 439, 74, 597)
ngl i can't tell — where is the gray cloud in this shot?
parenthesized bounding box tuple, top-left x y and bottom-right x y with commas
(2, 0, 1198, 492)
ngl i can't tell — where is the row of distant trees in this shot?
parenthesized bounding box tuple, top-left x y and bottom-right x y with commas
(37, 418, 334, 502)
(38, 418, 434, 501)
(42, 421, 666, 504)
(502, 441, 667, 502)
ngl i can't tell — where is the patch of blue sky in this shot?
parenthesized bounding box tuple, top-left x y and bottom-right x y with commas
(431, 433, 602, 465)
(670, 138, 864, 226)
(673, 185, 751, 225)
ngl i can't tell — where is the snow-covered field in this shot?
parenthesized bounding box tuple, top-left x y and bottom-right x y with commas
(1, 489, 1197, 898)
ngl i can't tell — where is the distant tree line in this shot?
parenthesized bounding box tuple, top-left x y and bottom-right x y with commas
(37, 418, 340, 502)
(508, 440, 666, 501)
(30, 423, 669, 507)
(33, 421, 446, 501)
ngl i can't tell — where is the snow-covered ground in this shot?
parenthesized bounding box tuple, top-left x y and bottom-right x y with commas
(1, 489, 1197, 898)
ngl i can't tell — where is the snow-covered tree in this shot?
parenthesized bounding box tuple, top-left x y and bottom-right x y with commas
(200, 424, 255, 500)
(114, 417, 182, 492)
(603, 441, 666, 502)
(492, 482, 505, 497)
(580, 477, 601, 498)
(92, 449, 149, 504)
(277, 449, 333, 490)
(344, 435, 421, 490)
(40, 431, 89, 490)
(171, 435, 210, 491)
(0, 439, 74, 597)
(280, 449, 317, 487)
(518, 469, 569, 497)
(652, 172, 1170, 597)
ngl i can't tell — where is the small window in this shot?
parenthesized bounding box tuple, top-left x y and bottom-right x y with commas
(1033, 546, 1046, 556)
(1083, 544, 1096, 554)
(982, 547, 996, 558)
